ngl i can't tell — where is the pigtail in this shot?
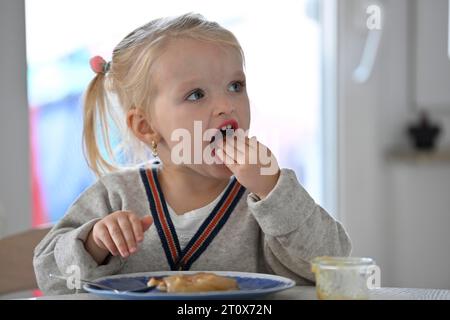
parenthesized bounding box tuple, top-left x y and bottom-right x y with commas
(82, 72, 117, 177)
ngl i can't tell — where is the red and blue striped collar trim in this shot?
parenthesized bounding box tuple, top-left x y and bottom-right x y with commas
(139, 165, 246, 271)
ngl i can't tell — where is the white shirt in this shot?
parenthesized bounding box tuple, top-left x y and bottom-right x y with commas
(166, 180, 231, 250)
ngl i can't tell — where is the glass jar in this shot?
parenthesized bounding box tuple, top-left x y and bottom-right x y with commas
(311, 256, 377, 300)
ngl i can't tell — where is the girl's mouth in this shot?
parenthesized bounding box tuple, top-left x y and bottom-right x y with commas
(209, 120, 238, 158)
(210, 123, 235, 145)
(209, 119, 239, 145)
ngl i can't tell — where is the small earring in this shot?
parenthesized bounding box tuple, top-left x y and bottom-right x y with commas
(151, 140, 158, 157)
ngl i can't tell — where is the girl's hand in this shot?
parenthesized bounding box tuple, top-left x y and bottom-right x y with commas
(215, 134, 280, 200)
(86, 211, 153, 263)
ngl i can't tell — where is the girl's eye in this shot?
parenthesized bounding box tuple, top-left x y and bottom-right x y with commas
(229, 81, 246, 92)
(186, 89, 205, 101)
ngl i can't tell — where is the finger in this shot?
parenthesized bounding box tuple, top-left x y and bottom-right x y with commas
(212, 136, 226, 154)
(233, 135, 247, 152)
(246, 136, 272, 165)
(117, 216, 137, 254)
(107, 223, 129, 257)
(128, 214, 144, 243)
(231, 135, 258, 164)
(244, 136, 259, 149)
(96, 225, 119, 256)
(227, 135, 247, 154)
(216, 147, 237, 167)
(225, 136, 246, 164)
(141, 216, 153, 232)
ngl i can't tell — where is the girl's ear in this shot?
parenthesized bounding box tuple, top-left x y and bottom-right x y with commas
(126, 108, 160, 145)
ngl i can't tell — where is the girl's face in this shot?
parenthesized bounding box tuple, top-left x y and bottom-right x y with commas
(150, 37, 250, 179)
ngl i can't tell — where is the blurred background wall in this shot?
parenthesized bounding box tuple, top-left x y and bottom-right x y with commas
(0, 0, 31, 237)
(339, 0, 450, 289)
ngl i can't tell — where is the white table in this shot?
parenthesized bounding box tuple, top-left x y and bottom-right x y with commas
(25, 286, 450, 300)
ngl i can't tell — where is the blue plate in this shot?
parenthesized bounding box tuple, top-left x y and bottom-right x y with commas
(83, 271, 295, 300)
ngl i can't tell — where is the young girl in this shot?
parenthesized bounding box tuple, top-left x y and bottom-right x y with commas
(34, 12, 351, 295)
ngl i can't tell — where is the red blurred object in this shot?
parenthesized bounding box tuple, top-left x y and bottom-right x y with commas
(30, 107, 48, 226)
(32, 289, 43, 297)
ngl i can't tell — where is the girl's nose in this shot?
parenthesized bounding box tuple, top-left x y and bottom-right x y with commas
(213, 97, 236, 116)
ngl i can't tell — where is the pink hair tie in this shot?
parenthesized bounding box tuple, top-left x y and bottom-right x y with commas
(89, 55, 110, 74)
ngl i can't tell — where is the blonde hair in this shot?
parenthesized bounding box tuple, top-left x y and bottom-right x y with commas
(82, 12, 246, 177)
